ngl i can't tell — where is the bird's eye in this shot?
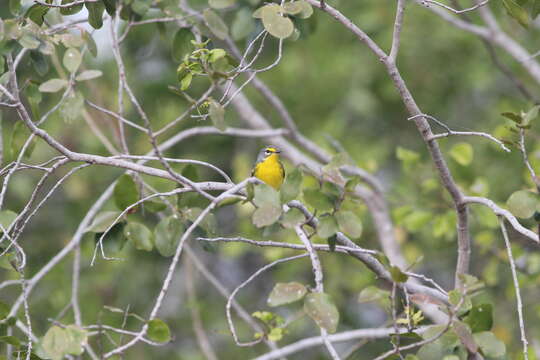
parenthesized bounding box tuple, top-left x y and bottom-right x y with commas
(265, 150, 271, 154)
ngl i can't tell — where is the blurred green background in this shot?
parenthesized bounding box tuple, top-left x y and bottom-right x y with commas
(1, 0, 540, 358)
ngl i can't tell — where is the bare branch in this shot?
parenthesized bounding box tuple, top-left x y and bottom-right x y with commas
(419, 0, 489, 14)
(499, 218, 529, 360)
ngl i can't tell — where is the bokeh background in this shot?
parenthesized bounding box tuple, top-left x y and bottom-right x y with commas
(1, 0, 540, 358)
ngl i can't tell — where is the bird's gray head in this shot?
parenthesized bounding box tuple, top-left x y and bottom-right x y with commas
(257, 146, 281, 163)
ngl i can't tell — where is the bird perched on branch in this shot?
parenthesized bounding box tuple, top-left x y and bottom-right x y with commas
(252, 146, 285, 190)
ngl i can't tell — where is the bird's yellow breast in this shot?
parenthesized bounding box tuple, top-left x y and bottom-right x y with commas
(253, 154, 284, 190)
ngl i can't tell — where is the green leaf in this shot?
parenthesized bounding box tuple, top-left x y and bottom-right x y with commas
(144, 199, 167, 213)
(297, 0, 313, 19)
(358, 286, 390, 308)
(502, 0, 529, 27)
(283, 2, 303, 15)
(317, 214, 337, 238)
(103, 0, 116, 15)
(464, 303, 492, 333)
(10, 0, 22, 16)
(267, 327, 284, 342)
(522, 105, 540, 127)
(449, 142, 473, 166)
(208, 48, 227, 63)
(209, 0, 236, 9)
(0, 336, 20, 347)
(60, 0, 83, 15)
(60, 91, 84, 123)
(83, 31, 98, 57)
(280, 207, 304, 229)
(154, 216, 183, 257)
(253, 183, 281, 208)
(124, 222, 153, 251)
(184, 207, 217, 236)
(335, 211, 362, 239)
(75, 70, 102, 81)
(448, 289, 472, 313)
(390, 265, 408, 283)
(252, 203, 282, 228)
(203, 9, 229, 40)
(304, 293, 339, 333)
(114, 174, 139, 211)
(501, 111, 522, 123)
(19, 35, 40, 50)
(26, 81, 42, 118)
(147, 319, 171, 343)
(267, 282, 307, 306)
(42, 326, 69, 359)
(179, 72, 192, 91)
(39, 78, 68, 93)
(208, 98, 226, 131)
(506, 189, 540, 218)
(172, 28, 195, 62)
(87, 211, 122, 233)
(132, 0, 151, 16)
(303, 188, 334, 213)
(280, 168, 302, 203)
(25, 4, 49, 26)
(261, 4, 294, 39)
(0, 301, 9, 320)
(533, 0, 540, 18)
(0, 210, 17, 232)
(473, 331, 506, 357)
(64, 325, 88, 356)
(86, 1, 105, 29)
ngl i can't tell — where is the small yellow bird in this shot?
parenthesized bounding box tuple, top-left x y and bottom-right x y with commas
(252, 146, 285, 190)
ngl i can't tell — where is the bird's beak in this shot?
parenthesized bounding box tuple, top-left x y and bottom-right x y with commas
(275, 150, 281, 154)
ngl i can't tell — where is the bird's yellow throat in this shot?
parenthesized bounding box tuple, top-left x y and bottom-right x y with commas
(253, 153, 284, 190)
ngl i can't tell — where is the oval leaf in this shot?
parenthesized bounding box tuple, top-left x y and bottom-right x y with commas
(506, 190, 539, 219)
(75, 70, 102, 81)
(60, 0, 83, 16)
(304, 292, 339, 333)
(147, 319, 171, 343)
(39, 78, 68, 93)
(87, 211, 122, 233)
(261, 5, 294, 39)
(42, 326, 69, 359)
(172, 28, 195, 62)
(154, 216, 184, 257)
(124, 222, 153, 251)
(335, 211, 362, 239)
(280, 168, 302, 203)
(317, 214, 337, 238)
(473, 331, 506, 357)
(63, 48, 82, 73)
(267, 282, 307, 307)
(252, 203, 282, 228)
(86, 1, 105, 29)
(209, 0, 236, 9)
(208, 98, 226, 131)
(114, 174, 139, 211)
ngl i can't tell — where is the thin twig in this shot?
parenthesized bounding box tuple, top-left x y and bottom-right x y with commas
(499, 218, 529, 360)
